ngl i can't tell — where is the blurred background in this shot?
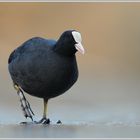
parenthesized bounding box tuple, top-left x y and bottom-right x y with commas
(0, 3, 140, 124)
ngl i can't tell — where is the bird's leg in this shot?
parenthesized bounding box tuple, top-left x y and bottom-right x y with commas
(43, 98, 48, 118)
(36, 98, 50, 124)
(13, 83, 35, 123)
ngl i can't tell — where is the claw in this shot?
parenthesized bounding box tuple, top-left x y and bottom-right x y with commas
(57, 120, 62, 124)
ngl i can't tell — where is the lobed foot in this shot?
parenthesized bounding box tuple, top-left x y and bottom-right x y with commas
(35, 117, 51, 124)
(20, 119, 62, 125)
(20, 121, 35, 125)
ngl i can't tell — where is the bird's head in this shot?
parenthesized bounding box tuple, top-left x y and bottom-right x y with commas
(54, 30, 85, 56)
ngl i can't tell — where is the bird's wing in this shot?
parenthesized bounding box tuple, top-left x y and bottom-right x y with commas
(8, 37, 56, 64)
(8, 37, 42, 64)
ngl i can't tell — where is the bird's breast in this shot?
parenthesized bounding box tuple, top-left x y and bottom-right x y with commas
(10, 50, 78, 98)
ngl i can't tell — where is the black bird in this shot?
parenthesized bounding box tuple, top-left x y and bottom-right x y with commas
(8, 30, 84, 124)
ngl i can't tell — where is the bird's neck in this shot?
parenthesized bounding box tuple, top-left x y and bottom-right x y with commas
(53, 40, 77, 57)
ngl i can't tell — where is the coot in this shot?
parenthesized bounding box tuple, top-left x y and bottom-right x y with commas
(8, 30, 84, 124)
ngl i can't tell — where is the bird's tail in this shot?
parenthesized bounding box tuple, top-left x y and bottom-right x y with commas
(16, 86, 35, 121)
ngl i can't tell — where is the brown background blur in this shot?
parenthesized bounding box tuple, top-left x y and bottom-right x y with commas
(0, 3, 140, 123)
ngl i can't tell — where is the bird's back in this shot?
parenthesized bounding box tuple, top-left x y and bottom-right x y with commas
(8, 37, 78, 99)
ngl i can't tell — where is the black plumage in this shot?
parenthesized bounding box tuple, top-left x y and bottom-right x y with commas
(8, 30, 84, 124)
